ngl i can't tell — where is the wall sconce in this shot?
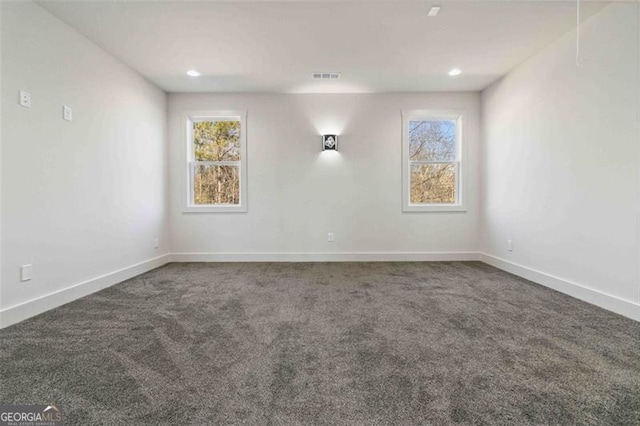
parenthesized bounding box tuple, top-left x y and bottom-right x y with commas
(322, 134, 338, 151)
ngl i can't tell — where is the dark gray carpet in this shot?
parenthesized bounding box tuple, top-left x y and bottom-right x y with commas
(1, 262, 638, 425)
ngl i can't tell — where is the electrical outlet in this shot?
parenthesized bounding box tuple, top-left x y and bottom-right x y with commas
(328, 232, 334, 242)
(21, 264, 33, 282)
(63, 105, 73, 121)
(154, 238, 160, 249)
(19, 90, 31, 108)
(507, 240, 513, 252)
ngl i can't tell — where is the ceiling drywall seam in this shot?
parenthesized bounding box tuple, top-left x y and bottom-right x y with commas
(492, 0, 613, 91)
(32, 1, 166, 96)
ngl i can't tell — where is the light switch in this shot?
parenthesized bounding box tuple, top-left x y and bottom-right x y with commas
(63, 105, 73, 121)
(21, 264, 33, 282)
(19, 90, 32, 108)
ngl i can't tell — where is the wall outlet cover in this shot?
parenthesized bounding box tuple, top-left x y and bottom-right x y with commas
(19, 90, 32, 108)
(21, 264, 33, 282)
(63, 105, 73, 121)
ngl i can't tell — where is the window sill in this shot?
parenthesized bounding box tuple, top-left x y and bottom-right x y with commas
(183, 205, 247, 213)
(403, 204, 467, 213)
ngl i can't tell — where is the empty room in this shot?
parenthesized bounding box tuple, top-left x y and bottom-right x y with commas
(1, 0, 638, 424)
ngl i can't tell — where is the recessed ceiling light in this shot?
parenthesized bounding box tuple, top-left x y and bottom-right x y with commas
(427, 6, 441, 17)
(186, 70, 201, 77)
(448, 68, 462, 76)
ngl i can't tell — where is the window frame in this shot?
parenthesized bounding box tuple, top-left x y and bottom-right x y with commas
(401, 109, 466, 212)
(182, 110, 248, 213)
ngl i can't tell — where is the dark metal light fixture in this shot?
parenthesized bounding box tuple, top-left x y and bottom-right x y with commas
(322, 134, 338, 151)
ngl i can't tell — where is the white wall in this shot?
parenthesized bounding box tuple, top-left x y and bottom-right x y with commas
(1, 1, 169, 326)
(169, 93, 481, 260)
(3, 1, 635, 326)
(481, 2, 639, 319)
(0, 0, 4, 309)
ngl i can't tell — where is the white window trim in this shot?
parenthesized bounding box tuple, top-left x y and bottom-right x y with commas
(182, 110, 248, 213)
(402, 109, 466, 212)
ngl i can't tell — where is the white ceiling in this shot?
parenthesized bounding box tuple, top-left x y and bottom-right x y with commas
(37, 0, 610, 93)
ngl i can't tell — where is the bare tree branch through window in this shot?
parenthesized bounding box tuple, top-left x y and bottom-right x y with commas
(408, 119, 458, 204)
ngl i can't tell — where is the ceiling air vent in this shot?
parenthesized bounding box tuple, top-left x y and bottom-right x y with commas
(312, 72, 341, 80)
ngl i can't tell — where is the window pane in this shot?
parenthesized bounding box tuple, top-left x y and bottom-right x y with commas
(194, 165, 240, 205)
(193, 120, 240, 161)
(409, 120, 456, 161)
(410, 163, 456, 204)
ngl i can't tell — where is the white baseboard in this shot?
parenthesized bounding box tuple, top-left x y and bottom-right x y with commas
(170, 251, 481, 263)
(479, 253, 639, 321)
(0, 254, 172, 329)
(3, 251, 635, 328)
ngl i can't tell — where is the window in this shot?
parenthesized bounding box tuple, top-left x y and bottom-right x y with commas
(402, 110, 464, 212)
(184, 111, 247, 212)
